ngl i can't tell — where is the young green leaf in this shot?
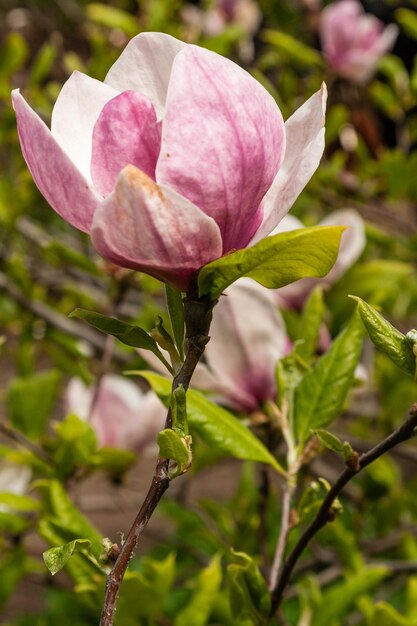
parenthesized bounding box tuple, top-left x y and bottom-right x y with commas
(137, 372, 285, 474)
(293, 314, 363, 444)
(227, 550, 271, 626)
(198, 226, 345, 299)
(351, 296, 416, 377)
(70, 309, 172, 373)
(157, 429, 192, 477)
(165, 285, 185, 360)
(171, 385, 188, 436)
(43, 538, 93, 576)
(314, 429, 358, 468)
(295, 286, 325, 360)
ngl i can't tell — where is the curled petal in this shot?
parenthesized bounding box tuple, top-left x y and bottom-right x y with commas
(252, 84, 327, 243)
(12, 89, 100, 233)
(105, 32, 185, 118)
(91, 91, 161, 196)
(51, 71, 118, 182)
(157, 45, 285, 252)
(204, 279, 287, 412)
(90, 165, 223, 291)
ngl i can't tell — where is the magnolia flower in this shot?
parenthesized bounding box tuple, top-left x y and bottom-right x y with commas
(13, 32, 326, 291)
(319, 0, 398, 83)
(65, 375, 166, 451)
(273, 209, 365, 309)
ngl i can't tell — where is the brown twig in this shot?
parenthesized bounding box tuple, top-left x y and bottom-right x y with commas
(99, 290, 217, 626)
(270, 403, 417, 616)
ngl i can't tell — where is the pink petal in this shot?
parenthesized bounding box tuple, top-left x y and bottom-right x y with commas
(204, 279, 287, 412)
(252, 84, 327, 243)
(156, 45, 285, 253)
(12, 90, 100, 233)
(90, 165, 223, 291)
(105, 32, 185, 118)
(91, 91, 162, 197)
(51, 71, 118, 182)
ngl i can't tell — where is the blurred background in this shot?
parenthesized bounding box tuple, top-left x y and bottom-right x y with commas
(1, 1, 417, 625)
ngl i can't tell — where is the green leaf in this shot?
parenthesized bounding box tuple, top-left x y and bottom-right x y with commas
(198, 226, 345, 299)
(396, 8, 417, 40)
(165, 285, 185, 360)
(261, 29, 323, 67)
(85, 3, 139, 35)
(91, 447, 136, 477)
(311, 566, 389, 626)
(70, 309, 172, 373)
(43, 538, 93, 576)
(227, 550, 271, 626)
(36, 480, 102, 553)
(6, 370, 61, 439)
(175, 555, 222, 626)
(351, 296, 416, 377)
(295, 286, 325, 360)
(0, 493, 39, 513)
(294, 315, 363, 444)
(52, 414, 97, 477)
(137, 372, 285, 474)
(157, 429, 192, 477)
(372, 603, 416, 626)
(115, 554, 176, 624)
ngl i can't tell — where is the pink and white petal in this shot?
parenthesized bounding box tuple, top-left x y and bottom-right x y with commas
(156, 45, 285, 252)
(319, 208, 365, 282)
(12, 90, 100, 233)
(105, 32, 186, 118)
(51, 72, 118, 182)
(90, 165, 223, 291)
(91, 91, 161, 197)
(204, 279, 287, 412)
(251, 84, 327, 243)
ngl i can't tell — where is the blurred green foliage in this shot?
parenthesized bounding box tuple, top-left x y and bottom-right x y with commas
(0, 0, 416, 625)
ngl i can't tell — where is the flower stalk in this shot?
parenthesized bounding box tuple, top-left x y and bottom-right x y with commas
(99, 290, 217, 626)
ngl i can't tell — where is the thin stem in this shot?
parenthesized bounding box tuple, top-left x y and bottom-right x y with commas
(269, 477, 295, 591)
(99, 291, 217, 626)
(270, 403, 417, 616)
(258, 465, 270, 575)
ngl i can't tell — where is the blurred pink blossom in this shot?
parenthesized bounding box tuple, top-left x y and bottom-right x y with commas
(273, 209, 366, 309)
(141, 280, 290, 413)
(182, 0, 261, 60)
(320, 0, 398, 83)
(192, 279, 290, 412)
(65, 375, 166, 451)
(13, 33, 326, 291)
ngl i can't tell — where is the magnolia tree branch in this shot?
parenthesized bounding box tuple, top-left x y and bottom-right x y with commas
(99, 290, 217, 626)
(270, 403, 417, 616)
